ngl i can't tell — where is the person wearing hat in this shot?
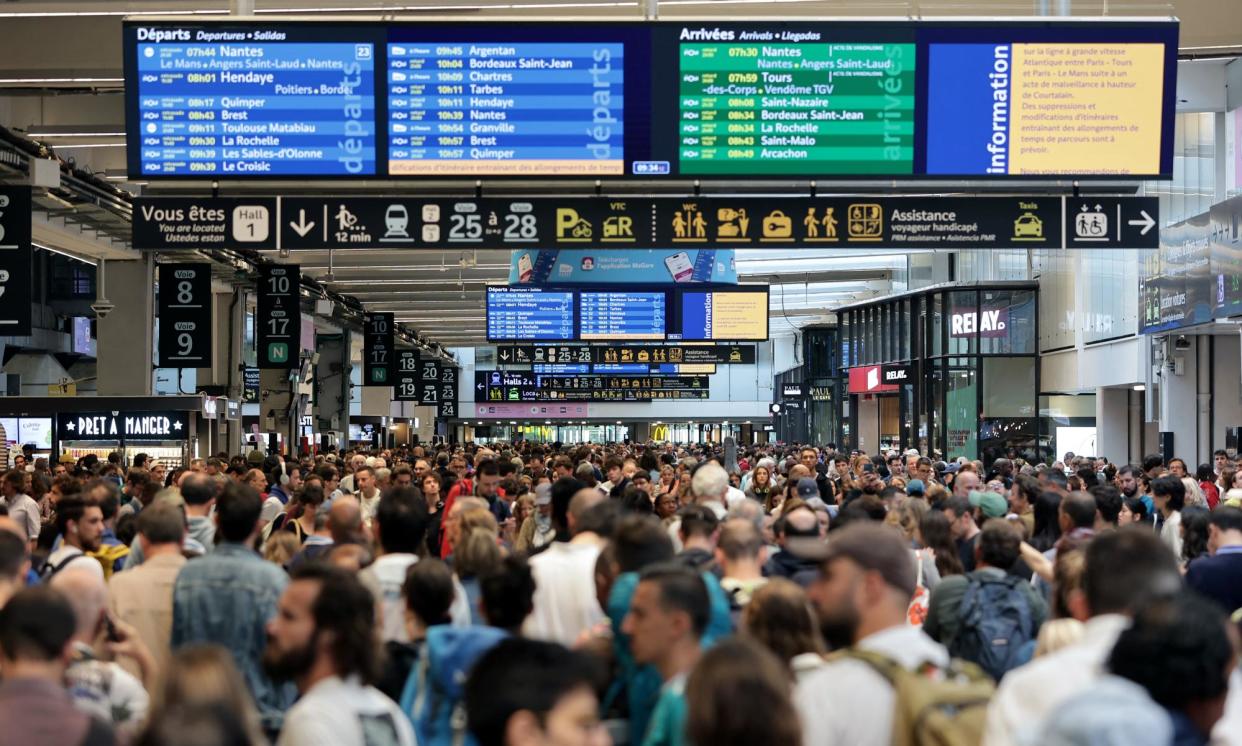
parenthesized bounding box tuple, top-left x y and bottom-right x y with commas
(905, 479, 926, 499)
(516, 483, 556, 553)
(794, 523, 951, 745)
(969, 491, 1010, 522)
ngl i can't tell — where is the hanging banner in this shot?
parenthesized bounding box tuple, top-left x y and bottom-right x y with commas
(508, 249, 736, 285)
(157, 263, 213, 367)
(362, 312, 394, 385)
(394, 350, 420, 402)
(256, 264, 300, 369)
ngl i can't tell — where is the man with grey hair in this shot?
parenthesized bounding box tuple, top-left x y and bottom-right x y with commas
(53, 567, 153, 739)
(690, 461, 730, 520)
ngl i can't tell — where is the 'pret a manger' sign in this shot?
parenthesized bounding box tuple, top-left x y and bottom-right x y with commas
(57, 412, 190, 441)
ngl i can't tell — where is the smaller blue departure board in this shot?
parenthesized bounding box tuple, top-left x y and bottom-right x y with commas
(579, 291, 666, 341)
(486, 287, 575, 341)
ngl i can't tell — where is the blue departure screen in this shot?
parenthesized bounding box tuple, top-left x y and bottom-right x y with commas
(130, 27, 377, 176)
(579, 291, 665, 341)
(486, 288, 575, 341)
(532, 364, 592, 375)
(594, 363, 651, 374)
(385, 42, 624, 177)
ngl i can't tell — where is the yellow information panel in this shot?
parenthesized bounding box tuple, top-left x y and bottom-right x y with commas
(1008, 44, 1164, 175)
(708, 291, 767, 341)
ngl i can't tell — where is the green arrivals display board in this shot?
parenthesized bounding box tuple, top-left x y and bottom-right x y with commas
(678, 42, 915, 175)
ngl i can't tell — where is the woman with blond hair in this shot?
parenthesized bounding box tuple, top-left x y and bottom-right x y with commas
(454, 507, 502, 624)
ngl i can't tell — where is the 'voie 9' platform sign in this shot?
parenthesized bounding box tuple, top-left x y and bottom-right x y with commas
(56, 411, 190, 441)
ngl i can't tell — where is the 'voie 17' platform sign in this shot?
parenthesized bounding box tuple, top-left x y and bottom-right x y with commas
(132, 196, 1159, 252)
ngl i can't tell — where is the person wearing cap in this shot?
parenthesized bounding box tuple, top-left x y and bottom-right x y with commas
(762, 500, 823, 588)
(905, 479, 926, 499)
(516, 483, 556, 553)
(795, 523, 951, 745)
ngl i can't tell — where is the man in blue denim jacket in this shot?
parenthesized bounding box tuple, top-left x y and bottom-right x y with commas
(171, 480, 295, 735)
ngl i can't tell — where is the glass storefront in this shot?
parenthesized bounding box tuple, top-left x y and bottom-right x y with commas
(839, 282, 1040, 461)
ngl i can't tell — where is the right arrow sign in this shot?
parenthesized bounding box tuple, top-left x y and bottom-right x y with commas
(1064, 197, 1159, 249)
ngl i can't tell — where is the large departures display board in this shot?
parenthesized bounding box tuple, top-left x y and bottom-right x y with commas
(124, 19, 1177, 180)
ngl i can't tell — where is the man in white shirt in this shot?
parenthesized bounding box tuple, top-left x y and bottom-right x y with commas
(45, 495, 105, 580)
(264, 563, 415, 746)
(983, 528, 1183, 746)
(525, 487, 607, 645)
(0, 470, 38, 545)
(795, 523, 950, 746)
(358, 487, 429, 643)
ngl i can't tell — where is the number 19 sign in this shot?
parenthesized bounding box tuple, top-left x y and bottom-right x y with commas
(158, 263, 213, 368)
(258, 264, 301, 369)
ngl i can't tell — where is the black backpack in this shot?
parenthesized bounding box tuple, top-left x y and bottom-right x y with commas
(947, 573, 1038, 681)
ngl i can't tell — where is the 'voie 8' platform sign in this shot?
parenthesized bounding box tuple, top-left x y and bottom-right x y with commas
(57, 411, 190, 441)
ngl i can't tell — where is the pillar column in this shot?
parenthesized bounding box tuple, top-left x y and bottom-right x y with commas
(1159, 337, 1199, 464)
(314, 331, 351, 450)
(1095, 387, 1129, 464)
(96, 258, 154, 396)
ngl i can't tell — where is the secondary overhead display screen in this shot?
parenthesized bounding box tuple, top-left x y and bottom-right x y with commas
(124, 20, 1177, 179)
(579, 291, 666, 340)
(486, 286, 767, 342)
(126, 26, 377, 176)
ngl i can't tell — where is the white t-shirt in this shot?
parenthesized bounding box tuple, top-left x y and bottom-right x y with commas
(259, 497, 281, 525)
(359, 554, 418, 643)
(276, 675, 415, 746)
(3, 493, 40, 541)
(46, 546, 104, 580)
(524, 539, 605, 646)
(795, 625, 949, 746)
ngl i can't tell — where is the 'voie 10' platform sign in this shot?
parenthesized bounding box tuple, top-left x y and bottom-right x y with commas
(57, 411, 190, 441)
(124, 19, 1177, 180)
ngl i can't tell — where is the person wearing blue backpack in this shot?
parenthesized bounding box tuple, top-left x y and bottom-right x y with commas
(399, 556, 537, 746)
(923, 518, 1048, 681)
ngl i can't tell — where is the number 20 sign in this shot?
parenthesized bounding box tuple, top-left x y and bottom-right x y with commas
(158, 263, 213, 368)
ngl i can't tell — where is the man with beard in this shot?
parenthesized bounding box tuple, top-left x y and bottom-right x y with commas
(265, 563, 415, 746)
(1116, 464, 1151, 515)
(45, 496, 105, 579)
(796, 523, 950, 746)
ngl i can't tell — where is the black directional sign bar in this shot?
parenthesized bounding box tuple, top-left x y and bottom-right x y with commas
(133, 196, 1160, 251)
(497, 344, 755, 366)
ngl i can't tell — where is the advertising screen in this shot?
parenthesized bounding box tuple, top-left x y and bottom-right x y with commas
(124, 20, 1177, 180)
(676, 288, 769, 341)
(579, 291, 667, 340)
(126, 25, 377, 177)
(486, 287, 575, 341)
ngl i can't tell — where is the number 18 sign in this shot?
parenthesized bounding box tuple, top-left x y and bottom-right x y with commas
(157, 263, 213, 368)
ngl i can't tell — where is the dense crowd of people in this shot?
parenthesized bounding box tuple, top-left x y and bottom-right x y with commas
(0, 440, 1239, 746)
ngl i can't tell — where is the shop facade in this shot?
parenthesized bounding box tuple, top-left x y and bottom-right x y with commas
(837, 282, 1040, 462)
